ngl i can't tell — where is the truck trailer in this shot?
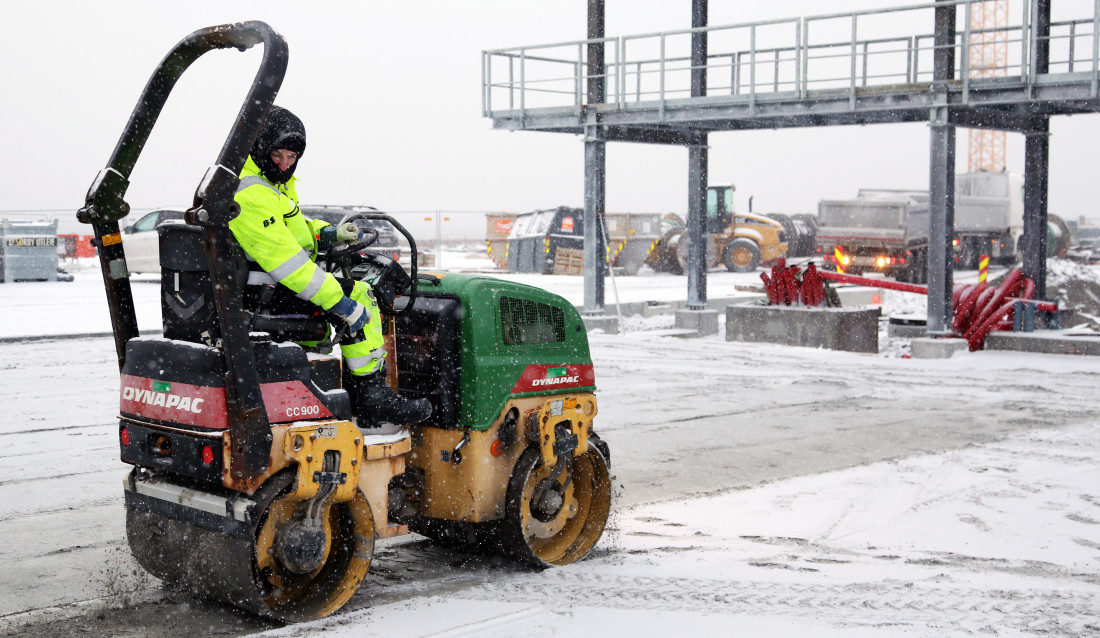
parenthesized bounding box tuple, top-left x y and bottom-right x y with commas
(816, 172, 1024, 283)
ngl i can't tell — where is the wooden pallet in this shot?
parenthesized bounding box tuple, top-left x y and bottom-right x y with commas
(552, 247, 584, 275)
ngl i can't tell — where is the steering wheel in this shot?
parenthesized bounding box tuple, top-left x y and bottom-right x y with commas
(324, 220, 379, 265)
(320, 211, 419, 347)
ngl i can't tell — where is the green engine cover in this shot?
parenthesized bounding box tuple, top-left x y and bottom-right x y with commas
(415, 272, 594, 431)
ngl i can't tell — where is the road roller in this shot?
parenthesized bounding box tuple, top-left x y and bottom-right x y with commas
(77, 22, 611, 622)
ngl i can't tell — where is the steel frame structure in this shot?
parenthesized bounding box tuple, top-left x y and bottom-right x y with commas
(483, 0, 1094, 329)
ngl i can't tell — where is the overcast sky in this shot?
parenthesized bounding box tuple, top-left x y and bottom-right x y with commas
(4, 0, 1099, 235)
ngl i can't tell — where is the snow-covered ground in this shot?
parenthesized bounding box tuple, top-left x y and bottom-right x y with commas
(265, 423, 1100, 637)
(7, 252, 994, 339)
(0, 255, 1097, 636)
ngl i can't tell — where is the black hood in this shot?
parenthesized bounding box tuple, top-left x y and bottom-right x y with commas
(250, 105, 306, 184)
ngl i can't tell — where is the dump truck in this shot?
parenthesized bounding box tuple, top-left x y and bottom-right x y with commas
(817, 172, 1026, 282)
(815, 190, 922, 278)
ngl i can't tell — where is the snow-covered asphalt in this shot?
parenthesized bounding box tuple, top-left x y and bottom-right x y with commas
(2, 330, 1097, 635)
(0, 263, 1097, 636)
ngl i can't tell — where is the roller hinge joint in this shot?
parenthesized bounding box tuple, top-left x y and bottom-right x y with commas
(312, 471, 347, 485)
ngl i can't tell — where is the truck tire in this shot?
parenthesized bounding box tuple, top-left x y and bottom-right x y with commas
(723, 238, 761, 272)
(675, 233, 718, 273)
(906, 248, 928, 284)
(896, 262, 910, 283)
(791, 214, 818, 257)
(957, 239, 979, 270)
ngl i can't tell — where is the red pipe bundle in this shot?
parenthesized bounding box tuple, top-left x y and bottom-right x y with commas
(952, 270, 1038, 351)
(765, 266, 1052, 350)
(760, 258, 830, 307)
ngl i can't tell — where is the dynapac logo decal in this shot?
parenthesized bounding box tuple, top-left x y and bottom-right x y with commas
(531, 366, 579, 387)
(119, 374, 332, 430)
(120, 374, 228, 429)
(122, 382, 205, 413)
(510, 364, 595, 394)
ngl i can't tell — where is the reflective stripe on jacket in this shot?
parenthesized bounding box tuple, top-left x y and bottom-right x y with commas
(229, 156, 343, 310)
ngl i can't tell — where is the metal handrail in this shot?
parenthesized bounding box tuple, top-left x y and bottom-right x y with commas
(482, 1, 1100, 116)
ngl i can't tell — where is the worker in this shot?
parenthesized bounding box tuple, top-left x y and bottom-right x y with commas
(229, 105, 431, 429)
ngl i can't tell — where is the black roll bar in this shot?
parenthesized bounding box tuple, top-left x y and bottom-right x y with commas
(78, 21, 289, 484)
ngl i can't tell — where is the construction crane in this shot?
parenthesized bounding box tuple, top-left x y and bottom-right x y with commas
(967, 0, 1009, 172)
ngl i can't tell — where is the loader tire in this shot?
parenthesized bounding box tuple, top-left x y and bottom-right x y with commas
(723, 238, 761, 273)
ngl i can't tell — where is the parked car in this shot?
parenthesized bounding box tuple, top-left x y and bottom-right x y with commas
(122, 209, 185, 273)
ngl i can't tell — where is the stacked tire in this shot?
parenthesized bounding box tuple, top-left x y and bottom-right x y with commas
(765, 213, 818, 258)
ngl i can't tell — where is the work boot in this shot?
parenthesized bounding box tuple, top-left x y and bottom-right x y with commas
(349, 372, 432, 432)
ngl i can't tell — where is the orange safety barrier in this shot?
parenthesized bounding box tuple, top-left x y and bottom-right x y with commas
(57, 234, 97, 258)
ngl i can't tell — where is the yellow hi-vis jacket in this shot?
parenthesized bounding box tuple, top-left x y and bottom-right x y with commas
(229, 156, 344, 310)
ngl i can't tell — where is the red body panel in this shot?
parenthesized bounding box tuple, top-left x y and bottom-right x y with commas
(120, 374, 334, 429)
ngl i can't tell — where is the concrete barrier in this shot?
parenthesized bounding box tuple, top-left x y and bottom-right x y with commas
(581, 314, 620, 335)
(985, 330, 1100, 356)
(888, 316, 928, 338)
(674, 308, 720, 336)
(910, 337, 968, 359)
(834, 286, 884, 307)
(725, 304, 880, 353)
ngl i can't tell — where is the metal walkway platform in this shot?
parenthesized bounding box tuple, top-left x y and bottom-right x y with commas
(484, 4, 1100, 136)
(481, 1, 1099, 333)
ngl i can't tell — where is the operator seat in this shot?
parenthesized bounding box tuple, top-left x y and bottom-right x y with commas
(153, 222, 349, 416)
(158, 221, 329, 344)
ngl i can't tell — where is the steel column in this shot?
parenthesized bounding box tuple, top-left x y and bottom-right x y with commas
(928, 0, 957, 334)
(690, 0, 707, 99)
(583, 0, 607, 313)
(584, 133, 606, 312)
(928, 111, 956, 334)
(1022, 120, 1050, 299)
(686, 0, 708, 309)
(1020, 1, 1051, 298)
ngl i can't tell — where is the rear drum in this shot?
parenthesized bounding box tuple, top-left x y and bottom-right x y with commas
(500, 445, 611, 567)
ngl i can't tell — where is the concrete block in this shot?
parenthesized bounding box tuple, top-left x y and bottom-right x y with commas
(910, 337, 968, 359)
(887, 317, 928, 338)
(674, 309, 720, 336)
(725, 304, 880, 353)
(608, 301, 647, 317)
(642, 302, 672, 318)
(834, 286, 885, 307)
(703, 296, 743, 312)
(581, 314, 619, 335)
(984, 330, 1100, 356)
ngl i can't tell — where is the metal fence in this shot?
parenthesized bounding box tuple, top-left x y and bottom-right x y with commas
(482, 0, 1100, 118)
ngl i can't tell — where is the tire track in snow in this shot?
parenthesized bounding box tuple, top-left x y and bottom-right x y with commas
(466, 572, 1100, 636)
